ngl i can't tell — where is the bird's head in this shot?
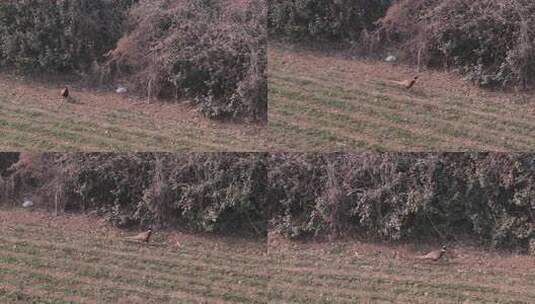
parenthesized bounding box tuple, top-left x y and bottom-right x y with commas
(441, 245, 447, 252)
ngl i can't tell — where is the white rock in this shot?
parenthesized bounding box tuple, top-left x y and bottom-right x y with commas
(116, 86, 127, 94)
(385, 55, 397, 62)
(22, 198, 33, 208)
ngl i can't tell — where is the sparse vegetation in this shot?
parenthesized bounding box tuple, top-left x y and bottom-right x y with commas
(268, 237, 535, 303)
(0, 75, 272, 151)
(2, 152, 535, 303)
(270, 0, 535, 90)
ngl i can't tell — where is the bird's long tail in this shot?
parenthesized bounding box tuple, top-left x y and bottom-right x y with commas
(390, 80, 406, 86)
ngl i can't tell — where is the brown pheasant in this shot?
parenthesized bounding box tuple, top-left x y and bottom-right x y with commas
(391, 76, 418, 89)
(124, 228, 152, 243)
(416, 245, 447, 261)
(57, 86, 73, 109)
(61, 87, 69, 98)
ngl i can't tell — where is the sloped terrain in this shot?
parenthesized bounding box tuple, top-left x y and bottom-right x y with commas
(0, 74, 271, 151)
(0, 209, 268, 303)
(268, 235, 535, 303)
(269, 46, 535, 151)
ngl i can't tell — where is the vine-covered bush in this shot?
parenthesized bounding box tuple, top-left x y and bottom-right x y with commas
(105, 0, 267, 121)
(0, 0, 266, 121)
(0, 0, 128, 72)
(0, 153, 19, 176)
(268, 0, 392, 42)
(374, 0, 535, 88)
(2, 153, 267, 236)
(269, 153, 535, 250)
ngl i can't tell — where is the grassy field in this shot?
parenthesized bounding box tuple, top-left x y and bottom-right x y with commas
(267, 237, 535, 304)
(269, 45, 535, 151)
(0, 74, 271, 151)
(0, 209, 268, 303)
(1, 209, 534, 303)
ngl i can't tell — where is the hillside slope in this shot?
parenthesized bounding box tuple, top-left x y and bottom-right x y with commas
(0, 74, 271, 151)
(269, 46, 535, 151)
(268, 235, 535, 303)
(0, 209, 268, 303)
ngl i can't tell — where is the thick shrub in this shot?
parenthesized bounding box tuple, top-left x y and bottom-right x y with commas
(268, 0, 392, 42)
(2, 153, 267, 236)
(0, 152, 19, 176)
(0, 0, 128, 73)
(269, 153, 535, 251)
(374, 0, 535, 88)
(105, 0, 267, 121)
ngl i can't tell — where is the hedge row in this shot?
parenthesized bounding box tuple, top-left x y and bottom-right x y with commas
(2, 152, 534, 250)
(1, 153, 267, 236)
(268, 153, 535, 250)
(268, 0, 392, 42)
(0, 0, 266, 121)
(269, 0, 535, 89)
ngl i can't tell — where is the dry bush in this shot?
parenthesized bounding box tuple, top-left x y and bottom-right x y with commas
(269, 153, 535, 251)
(373, 0, 535, 89)
(3, 153, 267, 236)
(105, 0, 267, 121)
(1, 153, 65, 210)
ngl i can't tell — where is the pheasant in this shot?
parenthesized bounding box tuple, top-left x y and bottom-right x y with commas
(124, 228, 152, 243)
(58, 86, 74, 109)
(391, 76, 418, 89)
(61, 87, 69, 99)
(416, 245, 447, 261)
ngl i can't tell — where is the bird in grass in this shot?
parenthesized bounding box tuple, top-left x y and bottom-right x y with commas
(58, 86, 74, 108)
(61, 87, 69, 99)
(391, 76, 419, 89)
(124, 228, 152, 243)
(416, 245, 447, 261)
